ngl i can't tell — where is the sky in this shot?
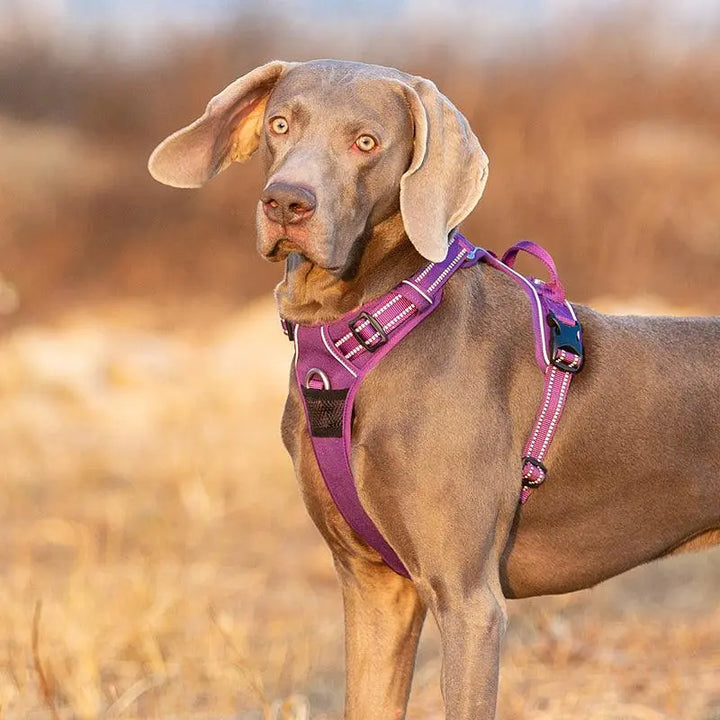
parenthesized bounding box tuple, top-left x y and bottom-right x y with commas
(2, 0, 719, 56)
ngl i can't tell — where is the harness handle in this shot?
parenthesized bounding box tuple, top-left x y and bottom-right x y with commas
(501, 240, 566, 303)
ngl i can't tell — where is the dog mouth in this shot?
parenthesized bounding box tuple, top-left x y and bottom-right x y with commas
(263, 237, 304, 261)
(263, 237, 343, 273)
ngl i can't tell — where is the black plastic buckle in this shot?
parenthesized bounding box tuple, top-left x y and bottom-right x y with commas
(547, 312, 583, 374)
(348, 311, 388, 353)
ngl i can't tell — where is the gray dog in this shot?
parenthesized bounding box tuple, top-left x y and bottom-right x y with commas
(149, 60, 719, 720)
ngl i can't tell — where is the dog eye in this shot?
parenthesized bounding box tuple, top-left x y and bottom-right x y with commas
(270, 117, 289, 135)
(355, 135, 377, 152)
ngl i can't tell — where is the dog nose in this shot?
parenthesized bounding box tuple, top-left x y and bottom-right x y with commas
(261, 183, 316, 225)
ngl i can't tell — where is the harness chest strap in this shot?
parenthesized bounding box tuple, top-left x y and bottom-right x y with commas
(281, 234, 584, 577)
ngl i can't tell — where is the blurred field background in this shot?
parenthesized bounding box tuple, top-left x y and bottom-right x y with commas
(1, 1, 720, 718)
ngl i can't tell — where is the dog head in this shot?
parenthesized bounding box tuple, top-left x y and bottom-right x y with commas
(149, 60, 488, 316)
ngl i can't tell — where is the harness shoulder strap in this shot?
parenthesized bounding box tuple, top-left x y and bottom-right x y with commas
(290, 237, 477, 577)
(481, 241, 584, 502)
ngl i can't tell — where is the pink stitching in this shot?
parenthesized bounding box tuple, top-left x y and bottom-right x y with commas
(537, 370, 571, 458)
(427, 249, 467, 293)
(525, 368, 557, 452)
(381, 304, 416, 332)
(414, 262, 436, 283)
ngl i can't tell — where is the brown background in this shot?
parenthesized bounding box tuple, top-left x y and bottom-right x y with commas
(0, 5, 718, 719)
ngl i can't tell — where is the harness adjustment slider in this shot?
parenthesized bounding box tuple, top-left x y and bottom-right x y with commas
(348, 311, 388, 352)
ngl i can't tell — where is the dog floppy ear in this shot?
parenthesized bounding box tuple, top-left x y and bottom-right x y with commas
(148, 60, 297, 188)
(399, 78, 489, 262)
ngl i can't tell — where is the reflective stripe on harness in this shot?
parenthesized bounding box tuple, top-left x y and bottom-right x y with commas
(280, 233, 584, 576)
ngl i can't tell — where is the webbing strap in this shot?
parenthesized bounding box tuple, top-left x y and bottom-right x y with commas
(519, 349, 582, 503)
(481, 241, 584, 502)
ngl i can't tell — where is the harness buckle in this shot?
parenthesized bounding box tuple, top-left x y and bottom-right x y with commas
(348, 311, 388, 353)
(547, 312, 583, 373)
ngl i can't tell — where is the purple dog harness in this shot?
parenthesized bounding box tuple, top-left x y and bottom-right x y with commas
(280, 234, 583, 577)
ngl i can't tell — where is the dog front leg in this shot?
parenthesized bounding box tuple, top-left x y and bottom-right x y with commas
(421, 579, 507, 720)
(335, 555, 426, 720)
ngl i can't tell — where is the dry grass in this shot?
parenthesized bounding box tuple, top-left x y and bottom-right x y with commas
(0, 299, 718, 719)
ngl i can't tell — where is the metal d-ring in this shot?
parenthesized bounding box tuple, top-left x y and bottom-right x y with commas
(304, 368, 330, 390)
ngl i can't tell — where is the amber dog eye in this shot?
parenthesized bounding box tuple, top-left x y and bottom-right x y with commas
(355, 135, 377, 152)
(270, 117, 289, 134)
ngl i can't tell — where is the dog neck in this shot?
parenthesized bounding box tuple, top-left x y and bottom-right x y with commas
(274, 212, 426, 325)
